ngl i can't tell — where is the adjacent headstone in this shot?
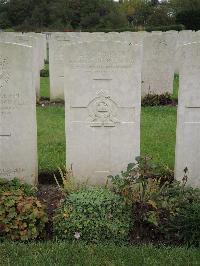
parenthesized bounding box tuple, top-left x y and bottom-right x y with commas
(13, 35, 41, 100)
(28, 33, 46, 70)
(0, 43, 38, 184)
(175, 30, 194, 74)
(142, 32, 177, 96)
(0, 33, 41, 100)
(64, 41, 142, 185)
(175, 42, 200, 187)
(49, 32, 86, 101)
(49, 35, 70, 101)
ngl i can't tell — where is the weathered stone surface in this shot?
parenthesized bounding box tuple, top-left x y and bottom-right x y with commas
(0, 43, 37, 184)
(175, 42, 200, 187)
(14, 35, 41, 99)
(49, 34, 71, 101)
(27, 33, 46, 70)
(175, 30, 194, 74)
(49, 32, 146, 101)
(142, 32, 177, 96)
(0, 33, 41, 99)
(49, 32, 87, 101)
(64, 41, 142, 185)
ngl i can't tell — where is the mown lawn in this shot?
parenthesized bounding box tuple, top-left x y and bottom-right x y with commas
(37, 105, 65, 174)
(40, 76, 50, 99)
(40, 64, 50, 99)
(0, 242, 199, 266)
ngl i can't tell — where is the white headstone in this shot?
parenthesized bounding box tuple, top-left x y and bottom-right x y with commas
(175, 42, 200, 187)
(0, 33, 41, 100)
(28, 33, 46, 70)
(0, 43, 38, 184)
(142, 32, 177, 96)
(64, 41, 142, 185)
(14, 35, 41, 100)
(49, 33, 83, 101)
(49, 35, 70, 101)
(175, 30, 194, 74)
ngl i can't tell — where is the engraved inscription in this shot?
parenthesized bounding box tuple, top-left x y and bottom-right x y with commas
(0, 92, 25, 115)
(88, 93, 119, 127)
(0, 168, 25, 178)
(69, 51, 135, 69)
(0, 56, 10, 89)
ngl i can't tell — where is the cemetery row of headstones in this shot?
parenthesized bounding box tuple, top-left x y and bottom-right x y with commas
(0, 31, 200, 188)
(48, 30, 200, 101)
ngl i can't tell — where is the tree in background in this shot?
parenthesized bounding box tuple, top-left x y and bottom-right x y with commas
(0, 0, 11, 28)
(169, 0, 200, 30)
(176, 10, 200, 30)
(0, 0, 199, 31)
(147, 2, 175, 27)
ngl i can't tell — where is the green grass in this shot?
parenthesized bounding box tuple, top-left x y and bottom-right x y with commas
(40, 77, 50, 99)
(172, 74, 179, 100)
(141, 106, 177, 169)
(0, 242, 199, 266)
(40, 64, 50, 99)
(37, 74, 179, 175)
(37, 106, 65, 174)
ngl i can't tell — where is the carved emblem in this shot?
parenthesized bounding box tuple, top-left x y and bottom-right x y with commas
(88, 92, 119, 127)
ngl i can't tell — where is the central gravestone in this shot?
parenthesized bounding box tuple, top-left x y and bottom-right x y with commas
(64, 41, 142, 185)
(0, 43, 37, 184)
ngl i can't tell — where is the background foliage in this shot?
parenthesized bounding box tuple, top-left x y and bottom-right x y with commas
(0, 0, 199, 31)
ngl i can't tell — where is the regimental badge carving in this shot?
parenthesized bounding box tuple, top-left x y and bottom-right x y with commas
(0, 56, 9, 88)
(88, 92, 119, 127)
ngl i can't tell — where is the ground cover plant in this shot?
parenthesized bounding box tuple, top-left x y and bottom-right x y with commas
(0, 179, 48, 241)
(54, 187, 131, 243)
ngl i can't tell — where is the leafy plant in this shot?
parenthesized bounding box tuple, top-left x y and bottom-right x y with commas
(159, 181, 200, 245)
(108, 157, 200, 243)
(108, 156, 166, 204)
(171, 202, 200, 247)
(0, 178, 37, 196)
(0, 190, 48, 241)
(53, 187, 131, 243)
